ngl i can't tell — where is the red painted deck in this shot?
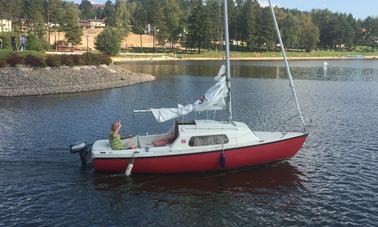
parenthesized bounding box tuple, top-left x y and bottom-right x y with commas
(93, 134, 307, 174)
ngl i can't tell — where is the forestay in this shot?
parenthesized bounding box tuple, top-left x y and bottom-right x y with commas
(151, 65, 228, 123)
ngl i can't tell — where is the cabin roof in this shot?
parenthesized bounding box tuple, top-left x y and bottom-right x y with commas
(177, 120, 247, 130)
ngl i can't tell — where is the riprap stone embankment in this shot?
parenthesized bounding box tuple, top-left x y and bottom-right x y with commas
(0, 64, 155, 96)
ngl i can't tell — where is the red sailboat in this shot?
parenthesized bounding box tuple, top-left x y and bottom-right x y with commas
(71, 0, 308, 175)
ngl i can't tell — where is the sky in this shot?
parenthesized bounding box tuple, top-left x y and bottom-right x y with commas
(258, 0, 378, 19)
(77, 0, 378, 19)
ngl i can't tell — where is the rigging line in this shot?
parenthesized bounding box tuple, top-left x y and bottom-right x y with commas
(131, 95, 140, 137)
(268, 0, 307, 132)
(277, 113, 300, 132)
(131, 88, 141, 135)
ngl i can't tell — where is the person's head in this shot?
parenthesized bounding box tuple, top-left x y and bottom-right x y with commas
(111, 121, 120, 131)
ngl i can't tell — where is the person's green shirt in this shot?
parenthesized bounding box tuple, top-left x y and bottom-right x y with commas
(109, 131, 123, 150)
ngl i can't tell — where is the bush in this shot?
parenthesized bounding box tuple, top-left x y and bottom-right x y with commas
(98, 54, 112, 65)
(87, 53, 101, 65)
(24, 54, 46, 67)
(80, 53, 112, 65)
(60, 55, 74, 66)
(0, 52, 111, 68)
(0, 32, 13, 50)
(0, 58, 6, 67)
(6, 53, 23, 66)
(72, 54, 85, 66)
(0, 50, 11, 67)
(42, 41, 51, 51)
(26, 34, 45, 51)
(95, 28, 121, 56)
(46, 55, 62, 67)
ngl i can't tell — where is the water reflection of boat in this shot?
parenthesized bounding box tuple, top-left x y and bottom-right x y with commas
(72, 0, 308, 175)
(92, 162, 304, 194)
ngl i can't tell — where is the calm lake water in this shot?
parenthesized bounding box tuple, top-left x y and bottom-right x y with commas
(1, 59, 378, 226)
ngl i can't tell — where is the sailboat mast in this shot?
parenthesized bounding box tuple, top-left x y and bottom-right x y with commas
(223, 0, 232, 122)
(268, 0, 306, 132)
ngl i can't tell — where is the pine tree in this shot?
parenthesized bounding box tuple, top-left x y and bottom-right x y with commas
(187, 1, 210, 53)
(131, 0, 147, 49)
(114, 0, 131, 36)
(256, 7, 275, 51)
(160, 0, 182, 51)
(79, 0, 96, 19)
(226, 0, 237, 42)
(362, 17, 378, 51)
(144, 0, 164, 52)
(104, 0, 116, 26)
(239, 0, 259, 50)
(206, 0, 222, 51)
(62, 3, 83, 45)
(298, 14, 319, 52)
(280, 12, 300, 49)
(0, 0, 22, 23)
(27, 0, 46, 39)
(46, 0, 65, 45)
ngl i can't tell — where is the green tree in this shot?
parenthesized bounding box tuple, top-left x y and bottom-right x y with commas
(26, 0, 46, 39)
(104, 0, 116, 26)
(159, 0, 182, 51)
(206, 0, 222, 51)
(95, 27, 122, 55)
(26, 33, 47, 51)
(0, 0, 22, 30)
(298, 14, 319, 52)
(114, 0, 131, 36)
(336, 13, 357, 50)
(280, 12, 300, 49)
(353, 19, 364, 48)
(95, 6, 105, 19)
(239, 0, 259, 50)
(187, 1, 210, 53)
(362, 16, 378, 51)
(131, 0, 147, 49)
(62, 3, 82, 45)
(311, 9, 339, 49)
(226, 0, 237, 43)
(256, 7, 275, 51)
(144, 0, 164, 52)
(343, 14, 356, 50)
(45, 0, 65, 45)
(79, 0, 96, 19)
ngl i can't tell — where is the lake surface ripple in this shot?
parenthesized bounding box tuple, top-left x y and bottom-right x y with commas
(0, 60, 377, 226)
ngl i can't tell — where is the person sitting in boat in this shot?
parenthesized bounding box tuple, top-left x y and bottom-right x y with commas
(109, 120, 124, 150)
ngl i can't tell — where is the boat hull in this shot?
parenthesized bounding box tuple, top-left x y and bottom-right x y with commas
(92, 134, 307, 174)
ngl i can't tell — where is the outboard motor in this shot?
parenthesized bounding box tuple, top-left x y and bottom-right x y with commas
(69, 141, 91, 167)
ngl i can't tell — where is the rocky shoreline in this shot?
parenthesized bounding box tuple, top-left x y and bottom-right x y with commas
(0, 65, 155, 97)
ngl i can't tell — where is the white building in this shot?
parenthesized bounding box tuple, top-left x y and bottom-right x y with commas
(80, 19, 105, 29)
(0, 19, 12, 32)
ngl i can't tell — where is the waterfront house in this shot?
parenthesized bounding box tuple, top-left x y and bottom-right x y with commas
(80, 19, 105, 29)
(0, 19, 12, 32)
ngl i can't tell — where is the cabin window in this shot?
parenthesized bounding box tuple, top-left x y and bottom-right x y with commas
(188, 135, 229, 147)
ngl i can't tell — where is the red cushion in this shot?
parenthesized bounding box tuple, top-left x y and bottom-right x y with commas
(153, 138, 170, 147)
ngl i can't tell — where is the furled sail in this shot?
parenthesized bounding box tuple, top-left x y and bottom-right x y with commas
(151, 65, 228, 122)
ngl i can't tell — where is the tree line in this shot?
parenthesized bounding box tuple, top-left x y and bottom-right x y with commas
(1, 0, 377, 54)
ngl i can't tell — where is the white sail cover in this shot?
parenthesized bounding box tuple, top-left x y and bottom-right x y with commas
(151, 65, 228, 122)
